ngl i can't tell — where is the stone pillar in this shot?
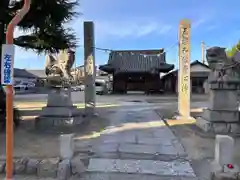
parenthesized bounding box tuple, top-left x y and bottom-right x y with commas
(84, 21, 96, 115)
(211, 135, 239, 180)
(178, 19, 191, 118)
(196, 80, 240, 134)
(59, 134, 74, 160)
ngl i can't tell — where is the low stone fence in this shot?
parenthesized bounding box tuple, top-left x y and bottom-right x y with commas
(0, 134, 86, 179)
(0, 156, 86, 179)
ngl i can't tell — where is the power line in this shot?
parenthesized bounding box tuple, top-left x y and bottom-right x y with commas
(78, 44, 113, 53)
(94, 47, 112, 52)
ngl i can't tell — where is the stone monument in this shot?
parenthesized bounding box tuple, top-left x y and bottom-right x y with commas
(35, 49, 83, 129)
(196, 47, 240, 134)
(211, 135, 239, 180)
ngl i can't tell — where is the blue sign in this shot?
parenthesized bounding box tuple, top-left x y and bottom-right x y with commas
(1, 44, 15, 85)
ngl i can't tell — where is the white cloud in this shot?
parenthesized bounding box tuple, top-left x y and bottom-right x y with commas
(71, 18, 173, 44)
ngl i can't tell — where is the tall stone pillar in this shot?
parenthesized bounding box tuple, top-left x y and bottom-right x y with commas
(84, 21, 96, 115)
(178, 19, 191, 119)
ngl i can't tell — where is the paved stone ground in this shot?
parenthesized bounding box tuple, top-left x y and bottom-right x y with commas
(0, 106, 198, 179)
(73, 107, 197, 179)
(0, 174, 198, 180)
(2, 94, 207, 179)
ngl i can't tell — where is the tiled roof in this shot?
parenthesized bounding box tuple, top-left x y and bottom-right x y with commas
(160, 60, 209, 79)
(14, 68, 46, 78)
(14, 68, 37, 78)
(107, 51, 167, 73)
(25, 69, 46, 78)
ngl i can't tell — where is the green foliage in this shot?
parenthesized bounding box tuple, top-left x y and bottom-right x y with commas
(0, 0, 80, 123)
(226, 40, 240, 57)
(0, 0, 79, 53)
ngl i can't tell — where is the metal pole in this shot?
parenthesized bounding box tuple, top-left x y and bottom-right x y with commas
(4, 1, 31, 179)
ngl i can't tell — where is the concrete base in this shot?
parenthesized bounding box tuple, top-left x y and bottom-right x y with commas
(196, 117, 240, 134)
(39, 106, 80, 117)
(35, 88, 85, 129)
(211, 163, 240, 180)
(202, 109, 239, 123)
(212, 172, 239, 180)
(35, 115, 84, 129)
(175, 115, 195, 121)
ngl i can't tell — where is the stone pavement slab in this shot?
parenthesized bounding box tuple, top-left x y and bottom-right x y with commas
(74, 108, 195, 179)
(118, 144, 159, 155)
(81, 173, 199, 180)
(137, 136, 173, 146)
(99, 134, 137, 143)
(0, 174, 199, 180)
(87, 158, 196, 177)
(152, 128, 176, 139)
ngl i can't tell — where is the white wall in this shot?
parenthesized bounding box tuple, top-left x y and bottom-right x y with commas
(190, 64, 210, 72)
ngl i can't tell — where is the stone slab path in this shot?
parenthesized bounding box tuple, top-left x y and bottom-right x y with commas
(74, 106, 198, 180)
(0, 103, 198, 179)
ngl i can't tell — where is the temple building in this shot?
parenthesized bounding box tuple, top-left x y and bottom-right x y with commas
(99, 49, 174, 94)
(160, 60, 210, 94)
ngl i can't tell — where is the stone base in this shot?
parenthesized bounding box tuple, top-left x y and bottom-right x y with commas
(212, 172, 239, 180)
(211, 162, 240, 180)
(202, 109, 239, 123)
(40, 106, 80, 117)
(175, 115, 195, 121)
(35, 116, 84, 129)
(196, 117, 240, 134)
(35, 87, 86, 129)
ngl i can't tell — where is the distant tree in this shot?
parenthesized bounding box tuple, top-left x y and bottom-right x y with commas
(0, 0, 79, 129)
(226, 40, 240, 57)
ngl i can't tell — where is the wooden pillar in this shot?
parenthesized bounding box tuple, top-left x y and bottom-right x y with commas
(178, 19, 191, 118)
(84, 21, 96, 115)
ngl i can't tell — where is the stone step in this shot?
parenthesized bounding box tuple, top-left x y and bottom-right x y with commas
(0, 174, 199, 180)
(81, 172, 199, 180)
(74, 141, 187, 161)
(87, 158, 196, 177)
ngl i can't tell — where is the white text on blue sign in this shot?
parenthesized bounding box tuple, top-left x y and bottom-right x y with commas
(3, 53, 12, 84)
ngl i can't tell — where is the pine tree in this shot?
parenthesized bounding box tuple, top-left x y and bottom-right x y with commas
(0, 0, 79, 129)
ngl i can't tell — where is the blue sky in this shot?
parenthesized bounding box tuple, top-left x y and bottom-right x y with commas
(14, 0, 240, 70)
